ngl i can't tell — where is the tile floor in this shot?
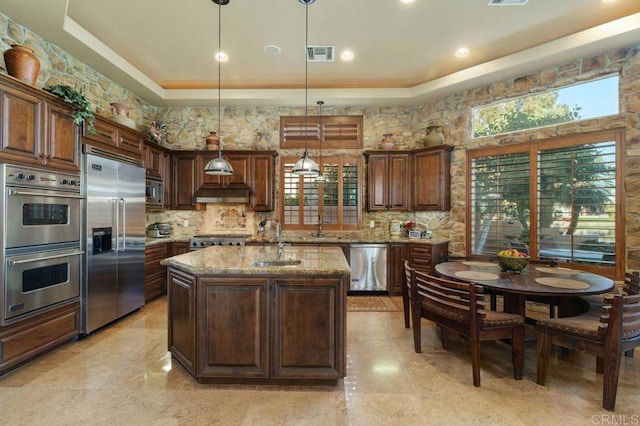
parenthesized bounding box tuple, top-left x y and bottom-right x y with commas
(0, 297, 638, 425)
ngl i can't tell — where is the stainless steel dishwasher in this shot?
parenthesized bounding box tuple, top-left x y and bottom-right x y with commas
(349, 244, 387, 292)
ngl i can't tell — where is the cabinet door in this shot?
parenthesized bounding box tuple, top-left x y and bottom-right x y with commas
(271, 277, 345, 379)
(367, 154, 389, 211)
(198, 153, 250, 189)
(145, 243, 168, 302)
(412, 147, 452, 211)
(117, 127, 144, 157)
(251, 153, 275, 211)
(198, 277, 269, 378)
(169, 242, 190, 256)
(366, 153, 409, 211)
(0, 87, 42, 166)
(82, 116, 118, 147)
(44, 102, 79, 171)
(388, 243, 407, 294)
(171, 154, 200, 210)
(388, 154, 410, 210)
(144, 142, 164, 178)
(168, 268, 196, 373)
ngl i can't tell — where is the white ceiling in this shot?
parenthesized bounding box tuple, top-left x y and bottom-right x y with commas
(1, 0, 639, 107)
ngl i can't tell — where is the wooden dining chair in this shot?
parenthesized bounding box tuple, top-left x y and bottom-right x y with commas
(404, 261, 525, 387)
(535, 293, 640, 411)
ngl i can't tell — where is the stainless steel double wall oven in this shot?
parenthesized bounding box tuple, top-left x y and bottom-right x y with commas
(0, 164, 83, 325)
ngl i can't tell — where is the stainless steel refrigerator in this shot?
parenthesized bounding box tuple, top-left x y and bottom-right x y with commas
(82, 145, 145, 334)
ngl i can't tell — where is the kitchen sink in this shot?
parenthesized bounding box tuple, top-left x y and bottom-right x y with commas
(251, 259, 302, 267)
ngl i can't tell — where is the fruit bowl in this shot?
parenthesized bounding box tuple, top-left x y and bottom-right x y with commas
(497, 255, 530, 273)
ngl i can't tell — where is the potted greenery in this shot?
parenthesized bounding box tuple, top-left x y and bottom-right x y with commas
(44, 84, 96, 134)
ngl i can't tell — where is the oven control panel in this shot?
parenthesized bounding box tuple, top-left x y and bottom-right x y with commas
(3, 165, 81, 191)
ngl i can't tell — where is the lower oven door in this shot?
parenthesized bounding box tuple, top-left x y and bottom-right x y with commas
(3, 245, 82, 324)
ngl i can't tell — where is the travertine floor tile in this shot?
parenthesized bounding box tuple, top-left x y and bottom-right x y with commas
(0, 296, 638, 425)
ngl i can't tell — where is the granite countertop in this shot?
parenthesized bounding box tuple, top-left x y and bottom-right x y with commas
(146, 234, 447, 247)
(246, 235, 447, 245)
(160, 245, 351, 275)
(145, 235, 189, 246)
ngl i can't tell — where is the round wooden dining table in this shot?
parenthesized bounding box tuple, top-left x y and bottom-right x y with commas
(435, 260, 615, 318)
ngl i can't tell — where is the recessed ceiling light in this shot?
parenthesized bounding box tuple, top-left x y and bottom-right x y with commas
(601, 0, 617, 3)
(455, 47, 470, 58)
(215, 51, 228, 62)
(400, 0, 415, 4)
(341, 50, 354, 61)
(264, 45, 282, 55)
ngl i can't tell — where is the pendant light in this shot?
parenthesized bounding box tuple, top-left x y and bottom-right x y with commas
(291, 0, 320, 177)
(315, 100, 325, 183)
(205, 0, 234, 176)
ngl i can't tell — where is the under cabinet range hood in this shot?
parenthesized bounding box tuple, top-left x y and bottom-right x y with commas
(193, 187, 251, 204)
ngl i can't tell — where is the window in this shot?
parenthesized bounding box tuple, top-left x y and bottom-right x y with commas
(472, 75, 619, 137)
(467, 131, 622, 278)
(281, 156, 361, 230)
(280, 115, 363, 149)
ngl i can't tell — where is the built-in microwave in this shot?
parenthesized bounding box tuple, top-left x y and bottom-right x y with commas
(145, 178, 163, 207)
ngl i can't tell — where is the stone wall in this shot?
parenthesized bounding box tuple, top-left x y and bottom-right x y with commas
(2, 12, 638, 269)
(0, 13, 155, 128)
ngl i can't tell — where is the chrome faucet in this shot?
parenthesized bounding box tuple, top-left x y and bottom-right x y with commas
(317, 215, 323, 238)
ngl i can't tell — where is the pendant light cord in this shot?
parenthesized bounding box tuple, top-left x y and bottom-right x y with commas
(217, 1, 223, 159)
(304, 0, 309, 156)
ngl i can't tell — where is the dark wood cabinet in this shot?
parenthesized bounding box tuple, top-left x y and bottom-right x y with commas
(251, 152, 277, 211)
(197, 153, 251, 189)
(197, 277, 269, 378)
(0, 302, 80, 376)
(169, 150, 277, 211)
(144, 141, 168, 180)
(171, 153, 201, 210)
(411, 145, 453, 211)
(0, 76, 79, 171)
(408, 242, 449, 275)
(167, 267, 347, 384)
(388, 243, 407, 295)
(364, 146, 452, 212)
(82, 115, 144, 159)
(169, 241, 190, 256)
(271, 277, 344, 379)
(145, 243, 168, 302)
(364, 151, 410, 211)
(168, 268, 196, 372)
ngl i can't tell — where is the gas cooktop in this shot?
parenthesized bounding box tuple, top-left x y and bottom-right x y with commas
(189, 234, 251, 250)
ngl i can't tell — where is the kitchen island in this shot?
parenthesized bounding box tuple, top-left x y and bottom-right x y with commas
(161, 245, 350, 385)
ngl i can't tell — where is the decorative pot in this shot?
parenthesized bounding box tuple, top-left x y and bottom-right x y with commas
(422, 126, 445, 147)
(254, 132, 270, 150)
(379, 133, 395, 150)
(206, 131, 219, 151)
(110, 102, 136, 128)
(4, 45, 40, 86)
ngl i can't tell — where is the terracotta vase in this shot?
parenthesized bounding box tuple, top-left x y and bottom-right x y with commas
(422, 126, 445, 147)
(379, 133, 395, 149)
(110, 102, 136, 128)
(205, 131, 219, 151)
(3, 45, 40, 86)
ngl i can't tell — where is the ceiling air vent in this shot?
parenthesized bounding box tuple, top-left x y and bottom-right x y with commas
(307, 46, 335, 62)
(488, 0, 529, 5)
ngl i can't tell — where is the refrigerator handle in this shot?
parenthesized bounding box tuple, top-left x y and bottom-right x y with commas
(113, 198, 119, 252)
(120, 198, 126, 251)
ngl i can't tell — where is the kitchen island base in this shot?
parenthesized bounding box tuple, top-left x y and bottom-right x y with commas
(165, 245, 349, 386)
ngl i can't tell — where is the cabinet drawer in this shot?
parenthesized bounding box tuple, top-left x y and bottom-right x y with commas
(0, 310, 78, 363)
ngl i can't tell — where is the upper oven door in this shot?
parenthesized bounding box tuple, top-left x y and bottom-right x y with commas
(5, 187, 83, 248)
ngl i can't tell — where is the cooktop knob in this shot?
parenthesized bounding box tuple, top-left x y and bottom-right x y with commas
(200, 242, 206, 247)
(15, 173, 24, 179)
(27, 174, 35, 180)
